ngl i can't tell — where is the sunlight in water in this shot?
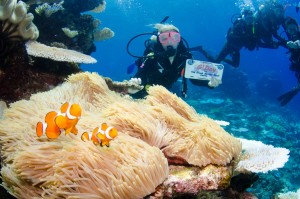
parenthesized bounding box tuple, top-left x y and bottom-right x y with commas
(117, 0, 135, 9)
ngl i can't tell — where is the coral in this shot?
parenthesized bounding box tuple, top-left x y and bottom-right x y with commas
(265, 114, 290, 135)
(0, 0, 39, 39)
(34, 1, 64, 17)
(154, 164, 233, 197)
(0, 0, 38, 64)
(277, 188, 300, 199)
(93, 27, 115, 41)
(25, 41, 97, 64)
(31, 6, 97, 55)
(91, 0, 106, 13)
(61, 27, 78, 38)
(235, 138, 290, 174)
(63, 0, 104, 14)
(103, 77, 144, 95)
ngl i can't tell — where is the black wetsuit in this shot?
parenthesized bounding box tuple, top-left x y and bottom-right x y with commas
(198, 17, 258, 68)
(254, 11, 285, 49)
(132, 40, 211, 98)
(216, 17, 258, 67)
(283, 17, 300, 83)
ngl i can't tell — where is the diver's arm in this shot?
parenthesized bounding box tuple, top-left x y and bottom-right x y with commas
(273, 33, 288, 48)
(257, 39, 279, 49)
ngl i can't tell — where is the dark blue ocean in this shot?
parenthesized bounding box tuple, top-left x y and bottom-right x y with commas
(82, 0, 300, 197)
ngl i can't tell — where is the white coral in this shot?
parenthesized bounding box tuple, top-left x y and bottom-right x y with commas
(278, 188, 300, 199)
(0, 0, 39, 40)
(235, 138, 290, 174)
(25, 41, 97, 64)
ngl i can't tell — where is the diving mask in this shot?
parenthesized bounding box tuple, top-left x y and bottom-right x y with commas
(158, 31, 181, 45)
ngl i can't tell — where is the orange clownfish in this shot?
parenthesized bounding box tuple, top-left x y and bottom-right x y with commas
(55, 102, 81, 135)
(81, 123, 118, 147)
(36, 111, 61, 139)
(36, 102, 82, 139)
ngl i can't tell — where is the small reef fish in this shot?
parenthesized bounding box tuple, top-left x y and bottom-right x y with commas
(36, 102, 82, 139)
(81, 123, 118, 147)
(36, 111, 61, 139)
(55, 102, 81, 135)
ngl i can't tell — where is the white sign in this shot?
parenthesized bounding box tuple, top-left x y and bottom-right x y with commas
(184, 59, 224, 81)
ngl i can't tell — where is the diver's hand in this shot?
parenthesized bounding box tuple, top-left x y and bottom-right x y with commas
(127, 78, 143, 94)
(287, 40, 300, 49)
(128, 77, 141, 85)
(208, 77, 222, 88)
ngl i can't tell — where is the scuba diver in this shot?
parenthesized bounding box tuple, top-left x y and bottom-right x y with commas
(192, 6, 258, 68)
(126, 19, 222, 98)
(254, 0, 286, 49)
(277, 17, 300, 106)
(193, 1, 286, 68)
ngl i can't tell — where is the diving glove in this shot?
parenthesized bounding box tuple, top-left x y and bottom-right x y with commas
(127, 78, 143, 94)
(287, 40, 300, 49)
(208, 77, 222, 88)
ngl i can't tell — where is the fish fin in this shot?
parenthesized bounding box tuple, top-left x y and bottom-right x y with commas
(101, 140, 109, 147)
(110, 128, 118, 138)
(278, 88, 299, 106)
(70, 126, 78, 135)
(60, 102, 69, 113)
(69, 104, 82, 118)
(65, 128, 71, 135)
(55, 115, 68, 129)
(81, 132, 90, 141)
(45, 125, 61, 139)
(45, 111, 58, 123)
(101, 123, 108, 130)
(36, 122, 44, 137)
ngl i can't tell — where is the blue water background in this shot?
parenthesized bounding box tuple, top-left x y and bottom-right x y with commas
(81, 1, 300, 196)
(83, 0, 299, 111)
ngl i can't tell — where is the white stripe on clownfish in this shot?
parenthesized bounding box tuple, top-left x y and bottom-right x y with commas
(40, 122, 47, 133)
(66, 103, 76, 120)
(97, 126, 114, 139)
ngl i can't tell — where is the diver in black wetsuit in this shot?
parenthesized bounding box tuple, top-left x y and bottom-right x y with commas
(278, 17, 300, 106)
(128, 23, 220, 99)
(193, 1, 286, 68)
(192, 7, 258, 68)
(254, 1, 286, 49)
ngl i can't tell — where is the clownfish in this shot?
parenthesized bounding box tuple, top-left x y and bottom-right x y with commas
(36, 111, 61, 139)
(81, 123, 118, 147)
(55, 102, 81, 135)
(36, 102, 82, 139)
